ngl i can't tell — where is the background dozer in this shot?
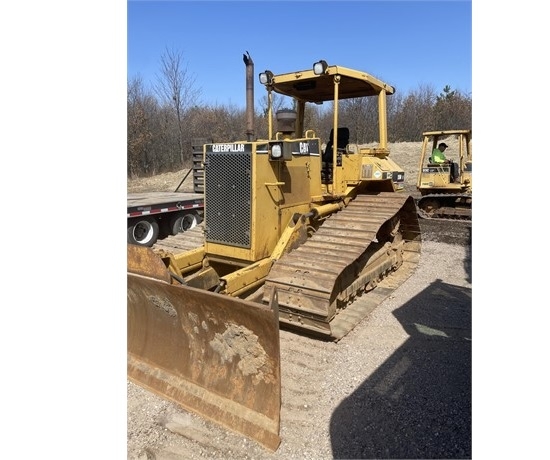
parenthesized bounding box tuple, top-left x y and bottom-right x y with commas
(416, 129, 472, 220)
(127, 55, 422, 451)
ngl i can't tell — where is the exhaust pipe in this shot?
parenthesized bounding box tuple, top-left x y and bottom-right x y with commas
(243, 51, 254, 141)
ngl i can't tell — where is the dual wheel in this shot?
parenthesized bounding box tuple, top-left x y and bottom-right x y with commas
(127, 211, 201, 247)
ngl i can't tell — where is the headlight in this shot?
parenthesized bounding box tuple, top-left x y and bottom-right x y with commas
(271, 144, 282, 159)
(313, 60, 328, 75)
(259, 70, 274, 85)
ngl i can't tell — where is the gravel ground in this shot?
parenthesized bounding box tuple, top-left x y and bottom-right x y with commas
(127, 225, 472, 459)
(127, 141, 473, 459)
(128, 228, 472, 459)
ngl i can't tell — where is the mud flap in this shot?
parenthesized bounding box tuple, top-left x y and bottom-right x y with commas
(127, 260, 281, 451)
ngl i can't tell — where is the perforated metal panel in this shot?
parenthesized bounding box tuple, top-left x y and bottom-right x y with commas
(204, 145, 252, 248)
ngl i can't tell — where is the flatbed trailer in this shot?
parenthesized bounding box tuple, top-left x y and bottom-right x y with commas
(127, 191, 204, 247)
(127, 141, 207, 246)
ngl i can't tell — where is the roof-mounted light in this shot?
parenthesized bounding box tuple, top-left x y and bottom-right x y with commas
(259, 70, 274, 85)
(313, 60, 328, 75)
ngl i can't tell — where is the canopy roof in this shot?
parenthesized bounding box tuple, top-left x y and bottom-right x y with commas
(269, 65, 395, 103)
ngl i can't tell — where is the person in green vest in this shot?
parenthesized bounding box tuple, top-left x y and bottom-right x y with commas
(431, 142, 458, 182)
(430, 142, 449, 164)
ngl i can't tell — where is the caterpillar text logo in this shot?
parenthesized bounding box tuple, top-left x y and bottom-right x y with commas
(212, 143, 245, 152)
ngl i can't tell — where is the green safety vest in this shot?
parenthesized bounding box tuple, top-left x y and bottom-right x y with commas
(431, 148, 446, 163)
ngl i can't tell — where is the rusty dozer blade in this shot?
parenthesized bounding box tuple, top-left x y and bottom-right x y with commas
(127, 246, 281, 451)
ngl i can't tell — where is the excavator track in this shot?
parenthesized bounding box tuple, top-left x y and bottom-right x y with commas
(262, 192, 421, 341)
(416, 193, 472, 222)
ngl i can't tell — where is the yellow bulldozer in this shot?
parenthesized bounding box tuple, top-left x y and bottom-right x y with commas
(416, 129, 472, 220)
(127, 55, 422, 451)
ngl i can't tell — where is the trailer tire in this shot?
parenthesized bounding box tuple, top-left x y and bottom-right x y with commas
(127, 217, 159, 247)
(170, 212, 200, 235)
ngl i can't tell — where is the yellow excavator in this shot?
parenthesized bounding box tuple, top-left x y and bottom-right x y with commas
(127, 54, 422, 451)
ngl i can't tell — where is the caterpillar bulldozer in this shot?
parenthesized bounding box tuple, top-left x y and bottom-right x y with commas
(416, 129, 472, 220)
(127, 54, 422, 451)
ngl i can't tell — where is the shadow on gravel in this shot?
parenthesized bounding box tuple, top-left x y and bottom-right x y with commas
(465, 225, 472, 284)
(330, 279, 472, 459)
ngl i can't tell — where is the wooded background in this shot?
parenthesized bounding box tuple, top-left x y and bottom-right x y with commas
(128, 49, 471, 178)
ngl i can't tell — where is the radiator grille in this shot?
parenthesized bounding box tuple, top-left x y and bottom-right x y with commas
(204, 149, 252, 248)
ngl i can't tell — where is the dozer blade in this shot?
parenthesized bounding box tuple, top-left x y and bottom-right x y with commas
(127, 246, 281, 451)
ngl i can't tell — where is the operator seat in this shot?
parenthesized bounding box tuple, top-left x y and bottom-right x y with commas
(322, 127, 350, 163)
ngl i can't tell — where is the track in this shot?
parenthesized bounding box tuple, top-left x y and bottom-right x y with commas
(263, 193, 421, 340)
(416, 193, 472, 222)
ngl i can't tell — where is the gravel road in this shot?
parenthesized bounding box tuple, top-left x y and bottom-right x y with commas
(127, 218, 472, 459)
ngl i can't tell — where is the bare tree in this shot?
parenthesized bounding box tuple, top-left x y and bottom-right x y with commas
(129, 73, 472, 177)
(432, 86, 472, 131)
(339, 98, 379, 143)
(155, 47, 201, 165)
(390, 84, 438, 141)
(128, 76, 155, 177)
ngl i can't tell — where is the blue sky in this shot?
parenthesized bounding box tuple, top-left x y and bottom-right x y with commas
(128, 0, 472, 108)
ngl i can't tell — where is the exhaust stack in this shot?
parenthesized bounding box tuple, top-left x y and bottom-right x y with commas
(243, 51, 254, 141)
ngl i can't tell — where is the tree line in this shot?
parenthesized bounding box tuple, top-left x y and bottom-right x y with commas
(128, 49, 471, 178)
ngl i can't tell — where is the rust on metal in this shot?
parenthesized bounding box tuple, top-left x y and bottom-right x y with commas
(127, 244, 171, 283)
(127, 269, 282, 451)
